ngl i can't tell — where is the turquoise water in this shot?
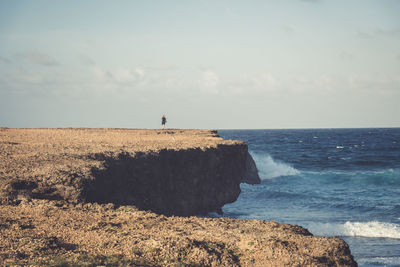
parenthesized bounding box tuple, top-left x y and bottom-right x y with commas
(218, 129, 400, 267)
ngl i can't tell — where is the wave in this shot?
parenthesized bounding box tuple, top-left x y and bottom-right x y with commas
(251, 153, 300, 179)
(303, 168, 400, 187)
(357, 257, 400, 266)
(306, 221, 400, 239)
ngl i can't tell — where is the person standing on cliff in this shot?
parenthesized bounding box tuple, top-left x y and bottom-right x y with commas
(161, 115, 167, 129)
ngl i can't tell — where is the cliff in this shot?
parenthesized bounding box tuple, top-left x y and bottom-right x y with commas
(0, 128, 357, 266)
(0, 128, 247, 216)
(243, 152, 261, 184)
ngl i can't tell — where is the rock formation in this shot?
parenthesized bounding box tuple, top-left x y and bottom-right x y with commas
(0, 128, 246, 216)
(242, 152, 261, 184)
(86, 144, 247, 216)
(0, 128, 357, 266)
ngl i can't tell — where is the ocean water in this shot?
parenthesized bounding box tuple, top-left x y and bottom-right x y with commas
(218, 128, 400, 267)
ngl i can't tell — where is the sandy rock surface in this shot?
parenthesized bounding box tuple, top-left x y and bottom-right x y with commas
(0, 128, 247, 216)
(1, 199, 356, 266)
(0, 128, 357, 266)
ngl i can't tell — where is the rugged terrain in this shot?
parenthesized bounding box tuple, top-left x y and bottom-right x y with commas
(0, 128, 357, 266)
(0, 128, 248, 215)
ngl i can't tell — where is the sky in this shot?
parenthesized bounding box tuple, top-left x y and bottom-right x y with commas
(0, 0, 399, 129)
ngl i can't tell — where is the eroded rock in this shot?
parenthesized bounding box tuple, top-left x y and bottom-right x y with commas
(242, 152, 261, 184)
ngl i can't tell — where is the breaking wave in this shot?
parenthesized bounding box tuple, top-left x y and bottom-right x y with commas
(251, 153, 300, 179)
(306, 221, 400, 239)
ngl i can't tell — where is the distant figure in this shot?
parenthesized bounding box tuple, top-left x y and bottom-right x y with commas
(161, 115, 167, 129)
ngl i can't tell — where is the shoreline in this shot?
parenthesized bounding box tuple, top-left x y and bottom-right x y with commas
(0, 128, 357, 266)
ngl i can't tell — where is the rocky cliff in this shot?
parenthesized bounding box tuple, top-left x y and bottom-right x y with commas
(0, 128, 357, 266)
(0, 128, 247, 216)
(86, 144, 247, 216)
(242, 152, 261, 184)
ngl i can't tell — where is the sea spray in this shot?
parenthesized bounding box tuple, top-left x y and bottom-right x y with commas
(305, 221, 400, 239)
(218, 128, 400, 266)
(251, 153, 300, 179)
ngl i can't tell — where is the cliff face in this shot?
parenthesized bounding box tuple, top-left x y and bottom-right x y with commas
(242, 152, 261, 184)
(0, 128, 357, 266)
(85, 144, 247, 216)
(0, 129, 247, 216)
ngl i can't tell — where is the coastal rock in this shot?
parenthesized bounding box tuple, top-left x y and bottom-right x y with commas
(85, 144, 247, 216)
(0, 199, 357, 266)
(0, 128, 357, 266)
(0, 129, 246, 216)
(242, 152, 261, 184)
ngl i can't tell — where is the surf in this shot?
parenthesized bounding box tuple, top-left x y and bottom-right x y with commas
(306, 221, 400, 239)
(251, 153, 300, 179)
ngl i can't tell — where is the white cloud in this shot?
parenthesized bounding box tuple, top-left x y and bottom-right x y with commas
(199, 70, 220, 93)
(92, 66, 113, 82)
(134, 67, 145, 78)
(374, 27, 400, 37)
(92, 66, 145, 84)
(78, 55, 95, 65)
(339, 51, 355, 61)
(255, 73, 280, 91)
(288, 73, 400, 95)
(347, 74, 400, 94)
(17, 51, 59, 66)
(113, 68, 137, 83)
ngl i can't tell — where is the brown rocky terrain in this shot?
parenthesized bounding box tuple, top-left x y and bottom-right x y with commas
(0, 128, 357, 266)
(0, 128, 247, 215)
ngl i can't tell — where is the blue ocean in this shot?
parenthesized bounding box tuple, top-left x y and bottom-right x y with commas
(218, 128, 400, 267)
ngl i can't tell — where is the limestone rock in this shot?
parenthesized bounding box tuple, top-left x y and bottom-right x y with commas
(0, 128, 247, 216)
(242, 152, 261, 184)
(0, 128, 358, 266)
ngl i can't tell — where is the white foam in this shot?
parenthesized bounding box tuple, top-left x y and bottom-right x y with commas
(336, 146, 344, 149)
(251, 153, 300, 179)
(358, 256, 400, 265)
(306, 221, 400, 239)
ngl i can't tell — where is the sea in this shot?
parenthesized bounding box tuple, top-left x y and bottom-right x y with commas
(217, 128, 400, 267)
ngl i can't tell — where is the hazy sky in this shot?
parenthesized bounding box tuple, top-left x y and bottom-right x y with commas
(1, 0, 399, 129)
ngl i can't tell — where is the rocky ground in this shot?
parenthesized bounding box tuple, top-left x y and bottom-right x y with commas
(0, 128, 357, 266)
(1, 199, 356, 266)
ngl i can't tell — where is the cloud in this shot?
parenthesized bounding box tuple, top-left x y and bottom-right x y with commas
(92, 66, 113, 82)
(346, 74, 400, 95)
(357, 31, 372, 39)
(339, 51, 355, 61)
(199, 70, 220, 93)
(78, 55, 95, 65)
(0, 56, 11, 64)
(288, 73, 400, 95)
(374, 27, 400, 36)
(281, 24, 295, 34)
(95, 67, 145, 83)
(91, 66, 148, 94)
(197, 71, 283, 95)
(17, 51, 59, 66)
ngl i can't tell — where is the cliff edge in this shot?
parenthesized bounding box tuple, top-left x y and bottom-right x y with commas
(1, 128, 247, 216)
(0, 128, 357, 266)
